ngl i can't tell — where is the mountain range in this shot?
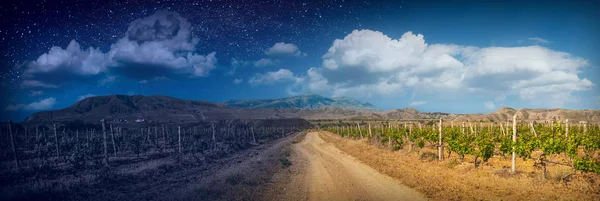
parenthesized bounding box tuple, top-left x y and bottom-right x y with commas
(24, 94, 600, 123)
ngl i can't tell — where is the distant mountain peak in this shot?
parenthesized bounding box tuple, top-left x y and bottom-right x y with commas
(224, 94, 379, 111)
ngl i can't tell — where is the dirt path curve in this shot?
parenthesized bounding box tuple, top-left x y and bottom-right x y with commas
(276, 132, 428, 201)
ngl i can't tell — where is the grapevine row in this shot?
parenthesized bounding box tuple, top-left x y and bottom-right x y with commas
(320, 118, 600, 175)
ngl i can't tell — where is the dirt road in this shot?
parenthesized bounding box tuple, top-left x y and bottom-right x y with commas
(268, 132, 427, 201)
(47, 131, 426, 201)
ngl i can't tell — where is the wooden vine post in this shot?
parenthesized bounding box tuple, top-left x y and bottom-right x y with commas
(479, 121, 483, 133)
(110, 124, 117, 157)
(565, 119, 569, 138)
(357, 122, 363, 139)
(368, 123, 372, 138)
(211, 123, 216, 149)
(251, 126, 257, 144)
(347, 125, 349, 137)
(438, 118, 444, 161)
(469, 123, 474, 136)
(530, 122, 537, 137)
(101, 119, 109, 167)
(53, 123, 60, 157)
(511, 113, 517, 174)
(408, 122, 413, 153)
(178, 126, 182, 154)
(389, 123, 394, 148)
(8, 120, 19, 169)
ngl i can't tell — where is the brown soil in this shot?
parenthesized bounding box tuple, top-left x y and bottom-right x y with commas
(317, 131, 600, 201)
(263, 132, 427, 201)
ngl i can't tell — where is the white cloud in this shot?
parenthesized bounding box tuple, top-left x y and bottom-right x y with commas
(409, 101, 427, 106)
(25, 98, 57, 110)
(233, 78, 243, 84)
(265, 42, 305, 56)
(138, 76, 167, 84)
(20, 80, 59, 89)
(25, 40, 110, 77)
(98, 75, 116, 86)
(254, 58, 277, 67)
(6, 97, 57, 111)
(294, 29, 592, 108)
(78, 94, 96, 101)
(28, 90, 43, 96)
(23, 10, 218, 85)
(528, 37, 550, 44)
(108, 10, 217, 78)
(248, 69, 303, 85)
(484, 101, 496, 110)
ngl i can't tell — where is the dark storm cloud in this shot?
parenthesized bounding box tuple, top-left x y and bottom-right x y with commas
(127, 12, 182, 43)
(109, 10, 217, 79)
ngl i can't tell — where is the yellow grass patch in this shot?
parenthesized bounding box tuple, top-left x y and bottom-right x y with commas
(319, 131, 600, 201)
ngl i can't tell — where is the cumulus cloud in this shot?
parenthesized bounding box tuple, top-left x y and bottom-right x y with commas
(295, 29, 592, 107)
(78, 94, 96, 101)
(28, 90, 43, 96)
(23, 40, 110, 85)
(528, 37, 550, 44)
(248, 69, 303, 85)
(233, 78, 243, 84)
(5, 97, 57, 111)
(265, 42, 305, 56)
(108, 10, 217, 79)
(409, 101, 427, 106)
(484, 101, 496, 110)
(22, 10, 218, 86)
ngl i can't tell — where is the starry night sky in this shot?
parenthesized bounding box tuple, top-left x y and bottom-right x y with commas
(1, 0, 599, 121)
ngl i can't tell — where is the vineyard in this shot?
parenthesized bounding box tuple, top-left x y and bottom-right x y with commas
(0, 118, 307, 200)
(320, 116, 600, 177)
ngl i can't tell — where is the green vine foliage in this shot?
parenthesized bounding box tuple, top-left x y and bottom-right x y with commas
(497, 136, 512, 157)
(574, 157, 600, 173)
(321, 121, 600, 174)
(446, 128, 474, 160)
(475, 133, 495, 163)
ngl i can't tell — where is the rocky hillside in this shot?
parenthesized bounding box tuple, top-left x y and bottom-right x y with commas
(26, 95, 301, 123)
(224, 94, 379, 111)
(25, 95, 600, 123)
(452, 107, 600, 123)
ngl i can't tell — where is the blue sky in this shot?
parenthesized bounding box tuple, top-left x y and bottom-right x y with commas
(1, 0, 599, 121)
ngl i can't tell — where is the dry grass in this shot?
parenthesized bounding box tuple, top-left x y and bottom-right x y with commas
(319, 131, 600, 201)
